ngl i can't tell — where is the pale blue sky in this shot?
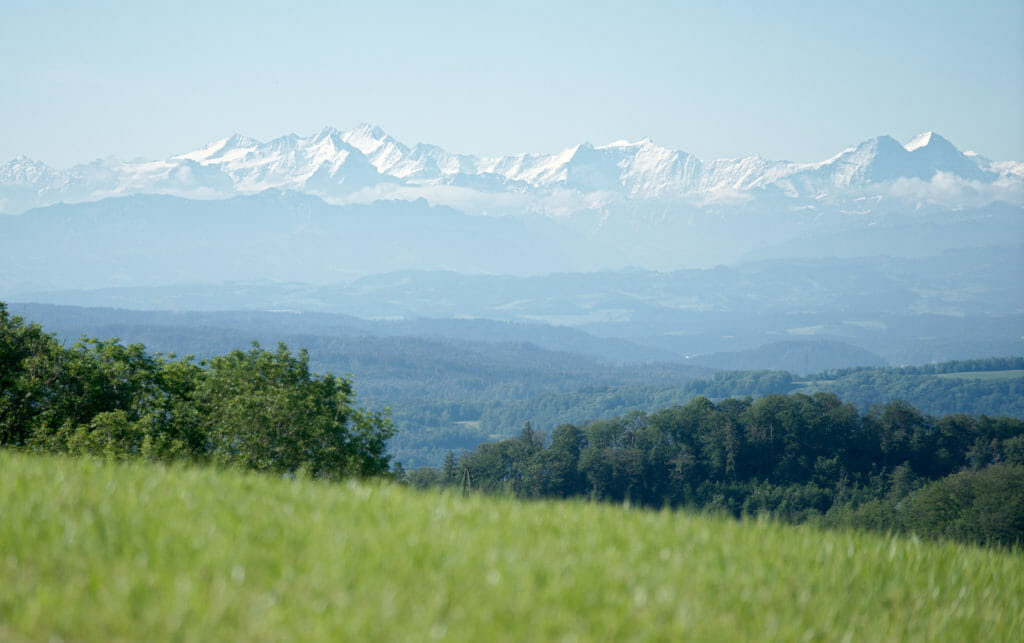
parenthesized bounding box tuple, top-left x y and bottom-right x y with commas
(2, 1, 1022, 167)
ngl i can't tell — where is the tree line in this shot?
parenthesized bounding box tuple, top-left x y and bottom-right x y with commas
(409, 393, 1024, 546)
(0, 303, 394, 478)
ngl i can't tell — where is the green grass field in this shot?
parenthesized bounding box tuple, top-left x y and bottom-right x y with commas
(2, 452, 1022, 641)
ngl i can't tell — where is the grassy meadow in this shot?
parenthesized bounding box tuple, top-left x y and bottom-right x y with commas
(1, 452, 1022, 641)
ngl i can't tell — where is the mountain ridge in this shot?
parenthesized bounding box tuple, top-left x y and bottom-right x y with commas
(2, 125, 1020, 215)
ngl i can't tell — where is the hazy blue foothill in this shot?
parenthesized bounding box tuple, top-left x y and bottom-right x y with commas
(6, 244, 1021, 366)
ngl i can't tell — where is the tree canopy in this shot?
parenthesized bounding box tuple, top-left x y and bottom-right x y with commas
(417, 392, 1024, 546)
(0, 302, 394, 479)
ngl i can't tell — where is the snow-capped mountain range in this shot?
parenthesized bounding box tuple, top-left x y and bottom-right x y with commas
(1, 125, 1022, 215)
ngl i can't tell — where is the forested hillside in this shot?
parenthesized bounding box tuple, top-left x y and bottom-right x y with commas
(414, 394, 1024, 546)
(796, 358, 1024, 417)
(482, 360, 1024, 438)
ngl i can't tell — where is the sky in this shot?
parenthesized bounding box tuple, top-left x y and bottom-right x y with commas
(2, 1, 1022, 168)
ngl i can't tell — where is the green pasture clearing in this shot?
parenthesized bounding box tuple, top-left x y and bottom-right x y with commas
(1, 452, 1022, 641)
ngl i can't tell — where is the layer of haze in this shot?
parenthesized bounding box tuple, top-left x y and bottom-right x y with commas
(2, 1, 1022, 167)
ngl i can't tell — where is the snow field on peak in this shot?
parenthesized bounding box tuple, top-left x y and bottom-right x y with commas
(904, 131, 935, 152)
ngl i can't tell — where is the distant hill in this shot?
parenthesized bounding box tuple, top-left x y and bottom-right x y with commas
(6, 302, 682, 367)
(9, 244, 1022, 365)
(689, 340, 887, 375)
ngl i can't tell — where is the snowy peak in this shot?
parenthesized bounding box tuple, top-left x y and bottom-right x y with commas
(406, 143, 477, 178)
(562, 143, 627, 192)
(902, 131, 990, 181)
(784, 132, 997, 188)
(842, 135, 920, 183)
(264, 133, 301, 154)
(340, 123, 412, 176)
(341, 123, 390, 153)
(1, 127, 1020, 214)
(200, 129, 392, 193)
(904, 131, 962, 160)
(0, 155, 62, 185)
(832, 135, 907, 165)
(596, 137, 653, 149)
(307, 128, 354, 156)
(176, 133, 261, 163)
(310, 126, 343, 144)
(905, 131, 939, 152)
(223, 133, 261, 149)
(478, 138, 703, 197)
